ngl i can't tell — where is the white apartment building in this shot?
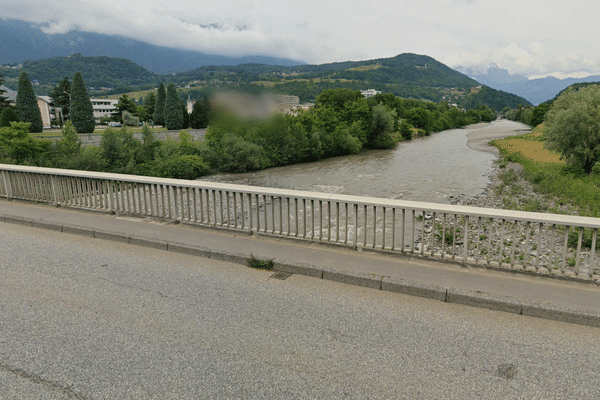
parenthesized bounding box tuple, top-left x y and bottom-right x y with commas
(360, 89, 382, 98)
(91, 98, 119, 121)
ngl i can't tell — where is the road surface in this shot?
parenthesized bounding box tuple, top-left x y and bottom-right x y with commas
(1, 222, 599, 399)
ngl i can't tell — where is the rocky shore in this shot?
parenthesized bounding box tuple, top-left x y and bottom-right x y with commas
(417, 130, 598, 281)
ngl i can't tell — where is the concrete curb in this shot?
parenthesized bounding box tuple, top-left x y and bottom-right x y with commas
(2, 214, 600, 328)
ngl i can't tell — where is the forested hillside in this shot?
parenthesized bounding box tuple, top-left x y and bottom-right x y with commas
(1, 52, 530, 111)
(19, 53, 156, 89)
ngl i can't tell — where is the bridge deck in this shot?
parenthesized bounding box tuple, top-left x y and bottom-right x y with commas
(2, 198, 599, 327)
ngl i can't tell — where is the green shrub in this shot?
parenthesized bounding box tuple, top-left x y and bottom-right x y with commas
(154, 154, 210, 180)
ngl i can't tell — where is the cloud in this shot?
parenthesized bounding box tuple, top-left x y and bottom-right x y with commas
(497, 44, 534, 68)
(2, 0, 600, 78)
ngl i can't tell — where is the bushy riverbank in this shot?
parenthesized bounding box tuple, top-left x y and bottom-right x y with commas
(460, 125, 600, 218)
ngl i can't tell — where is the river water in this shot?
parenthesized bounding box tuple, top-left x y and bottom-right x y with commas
(201, 119, 530, 204)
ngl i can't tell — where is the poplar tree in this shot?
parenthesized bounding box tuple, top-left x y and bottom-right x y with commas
(153, 83, 166, 127)
(70, 72, 95, 133)
(163, 84, 183, 130)
(15, 71, 43, 133)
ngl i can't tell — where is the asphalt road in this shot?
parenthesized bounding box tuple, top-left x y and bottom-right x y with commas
(1, 222, 599, 399)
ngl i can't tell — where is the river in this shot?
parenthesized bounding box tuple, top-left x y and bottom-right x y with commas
(200, 119, 530, 204)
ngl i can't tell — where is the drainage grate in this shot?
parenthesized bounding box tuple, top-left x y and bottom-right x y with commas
(270, 272, 293, 280)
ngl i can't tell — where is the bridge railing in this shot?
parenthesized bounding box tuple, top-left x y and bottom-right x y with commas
(1, 164, 599, 280)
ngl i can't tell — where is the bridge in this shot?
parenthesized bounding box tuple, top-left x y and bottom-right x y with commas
(2, 163, 600, 328)
(2, 163, 599, 280)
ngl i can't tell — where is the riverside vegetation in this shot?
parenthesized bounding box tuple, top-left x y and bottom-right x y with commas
(0, 88, 496, 179)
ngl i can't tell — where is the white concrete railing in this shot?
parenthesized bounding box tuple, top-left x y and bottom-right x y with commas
(1, 164, 599, 280)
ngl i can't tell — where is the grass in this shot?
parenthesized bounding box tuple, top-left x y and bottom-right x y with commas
(347, 64, 383, 72)
(249, 255, 274, 271)
(491, 124, 600, 217)
(32, 125, 174, 138)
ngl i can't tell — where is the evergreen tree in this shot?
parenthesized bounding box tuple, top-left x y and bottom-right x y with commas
(190, 95, 210, 129)
(50, 77, 71, 119)
(53, 121, 82, 168)
(70, 72, 95, 133)
(163, 84, 183, 130)
(113, 93, 137, 123)
(0, 107, 20, 127)
(180, 97, 189, 129)
(144, 92, 156, 117)
(15, 71, 43, 133)
(153, 83, 166, 127)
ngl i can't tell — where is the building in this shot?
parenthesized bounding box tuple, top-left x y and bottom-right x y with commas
(267, 94, 300, 108)
(36, 96, 55, 128)
(90, 99, 119, 121)
(0, 87, 63, 128)
(0, 85, 17, 105)
(360, 89, 382, 98)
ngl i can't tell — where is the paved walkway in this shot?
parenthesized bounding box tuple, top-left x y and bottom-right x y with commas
(2, 198, 599, 327)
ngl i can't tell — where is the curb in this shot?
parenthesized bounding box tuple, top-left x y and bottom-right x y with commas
(2, 214, 599, 328)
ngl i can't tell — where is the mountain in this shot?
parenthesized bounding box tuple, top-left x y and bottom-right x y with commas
(19, 53, 156, 89)
(458, 64, 600, 105)
(0, 18, 305, 74)
(174, 53, 530, 110)
(2, 53, 530, 111)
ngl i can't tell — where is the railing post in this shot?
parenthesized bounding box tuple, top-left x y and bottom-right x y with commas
(2, 170, 13, 199)
(463, 215, 469, 266)
(50, 175, 58, 205)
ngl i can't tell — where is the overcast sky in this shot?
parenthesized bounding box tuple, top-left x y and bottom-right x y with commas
(2, 0, 599, 79)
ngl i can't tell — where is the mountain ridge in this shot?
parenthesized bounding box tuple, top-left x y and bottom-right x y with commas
(0, 18, 306, 73)
(458, 64, 600, 105)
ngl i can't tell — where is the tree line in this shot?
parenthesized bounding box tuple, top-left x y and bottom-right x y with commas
(2, 87, 496, 180)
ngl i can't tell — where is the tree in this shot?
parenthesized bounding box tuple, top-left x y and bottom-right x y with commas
(15, 71, 43, 133)
(399, 121, 413, 141)
(122, 110, 140, 126)
(53, 121, 81, 168)
(153, 83, 166, 127)
(144, 92, 156, 118)
(0, 122, 50, 164)
(529, 101, 552, 127)
(113, 93, 137, 123)
(135, 105, 148, 122)
(0, 107, 20, 127)
(70, 72, 95, 133)
(545, 85, 600, 173)
(163, 84, 183, 130)
(50, 77, 71, 119)
(369, 103, 397, 149)
(180, 97, 189, 129)
(190, 95, 210, 129)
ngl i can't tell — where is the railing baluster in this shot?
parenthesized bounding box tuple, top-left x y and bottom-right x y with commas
(463, 215, 469, 265)
(536, 223, 543, 271)
(561, 226, 570, 273)
(590, 229, 597, 278)
(430, 212, 435, 257)
(344, 203, 349, 244)
(575, 227, 583, 275)
(372, 206, 377, 248)
(353, 204, 358, 248)
(363, 204, 368, 247)
(451, 214, 456, 260)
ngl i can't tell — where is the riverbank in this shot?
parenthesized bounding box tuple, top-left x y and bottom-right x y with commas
(434, 127, 597, 277)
